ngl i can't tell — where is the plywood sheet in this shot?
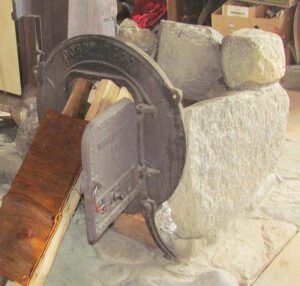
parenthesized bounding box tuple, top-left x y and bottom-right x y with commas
(0, 111, 87, 285)
(0, 0, 21, 95)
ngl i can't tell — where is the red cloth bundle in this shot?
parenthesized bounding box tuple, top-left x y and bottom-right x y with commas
(131, 0, 167, 29)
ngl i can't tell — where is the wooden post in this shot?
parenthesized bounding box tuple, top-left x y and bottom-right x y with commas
(167, 0, 178, 21)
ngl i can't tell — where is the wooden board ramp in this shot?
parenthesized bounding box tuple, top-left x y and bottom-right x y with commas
(0, 111, 87, 285)
(0, 78, 138, 285)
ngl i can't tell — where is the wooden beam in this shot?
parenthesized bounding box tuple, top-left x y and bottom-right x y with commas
(96, 81, 120, 114)
(167, 0, 178, 21)
(85, 80, 119, 121)
(117, 87, 134, 102)
(62, 78, 92, 117)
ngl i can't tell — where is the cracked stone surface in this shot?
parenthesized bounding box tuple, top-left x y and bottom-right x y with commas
(158, 83, 289, 240)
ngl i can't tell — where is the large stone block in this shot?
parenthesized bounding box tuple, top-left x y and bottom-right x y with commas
(157, 20, 223, 101)
(222, 29, 285, 89)
(159, 83, 289, 239)
(117, 19, 158, 58)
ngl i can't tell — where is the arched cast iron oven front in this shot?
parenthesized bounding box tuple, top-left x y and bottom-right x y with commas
(35, 35, 186, 214)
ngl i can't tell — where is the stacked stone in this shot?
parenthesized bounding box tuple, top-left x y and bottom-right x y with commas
(117, 19, 158, 58)
(156, 28, 293, 284)
(157, 20, 225, 101)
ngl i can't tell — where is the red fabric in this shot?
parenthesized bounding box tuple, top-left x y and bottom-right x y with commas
(131, 0, 167, 29)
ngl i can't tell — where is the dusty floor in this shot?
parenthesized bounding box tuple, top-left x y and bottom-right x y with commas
(0, 90, 299, 286)
(253, 90, 300, 286)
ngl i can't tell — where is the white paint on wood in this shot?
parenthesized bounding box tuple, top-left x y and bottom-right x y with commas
(68, 0, 117, 38)
(0, 0, 22, 95)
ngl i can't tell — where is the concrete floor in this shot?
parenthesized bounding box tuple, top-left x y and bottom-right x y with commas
(46, 89, 300, 286)
(0, 89, 299, 285)
(253, 90, 300, 286)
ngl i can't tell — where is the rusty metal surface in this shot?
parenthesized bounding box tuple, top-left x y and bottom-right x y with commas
(82, 99, 139, 243)
(35, 35, 186, 214)
(0, 110, 87, 285)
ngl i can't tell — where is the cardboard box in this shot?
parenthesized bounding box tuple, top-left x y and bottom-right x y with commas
(239, 0, 297, 8)
(222, 1, 266, 18)
(212, 3, 295, 43)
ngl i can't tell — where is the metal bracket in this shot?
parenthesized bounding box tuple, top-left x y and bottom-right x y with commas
(142, 199, 178, 261)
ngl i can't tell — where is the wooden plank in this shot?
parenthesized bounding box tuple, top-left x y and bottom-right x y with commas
(0, 0, 22, 95)
(85, 80, 119, 121)
(62, 78, 92, 117)
(87, 81, 100, 104)
(0, 111, 87, 285)
(167, 0, 178, 21)
(4, 81, 97, 285)
(6, 181, 81, 286)
(97, 81, 120, 114)
(3, 81, 131, 285)
(114, 214, 156, 248)
(117, 87, 134, 102)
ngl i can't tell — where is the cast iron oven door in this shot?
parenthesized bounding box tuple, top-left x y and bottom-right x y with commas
(81, 99, 139, 243)
(35, 35, 186, 260)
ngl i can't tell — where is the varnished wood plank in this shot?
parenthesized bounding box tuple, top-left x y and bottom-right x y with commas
(0, 111, 87, 285)
(2, 81, 133, 285)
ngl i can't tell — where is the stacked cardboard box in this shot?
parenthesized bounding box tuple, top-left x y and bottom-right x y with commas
(211, 0, 297, 63)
